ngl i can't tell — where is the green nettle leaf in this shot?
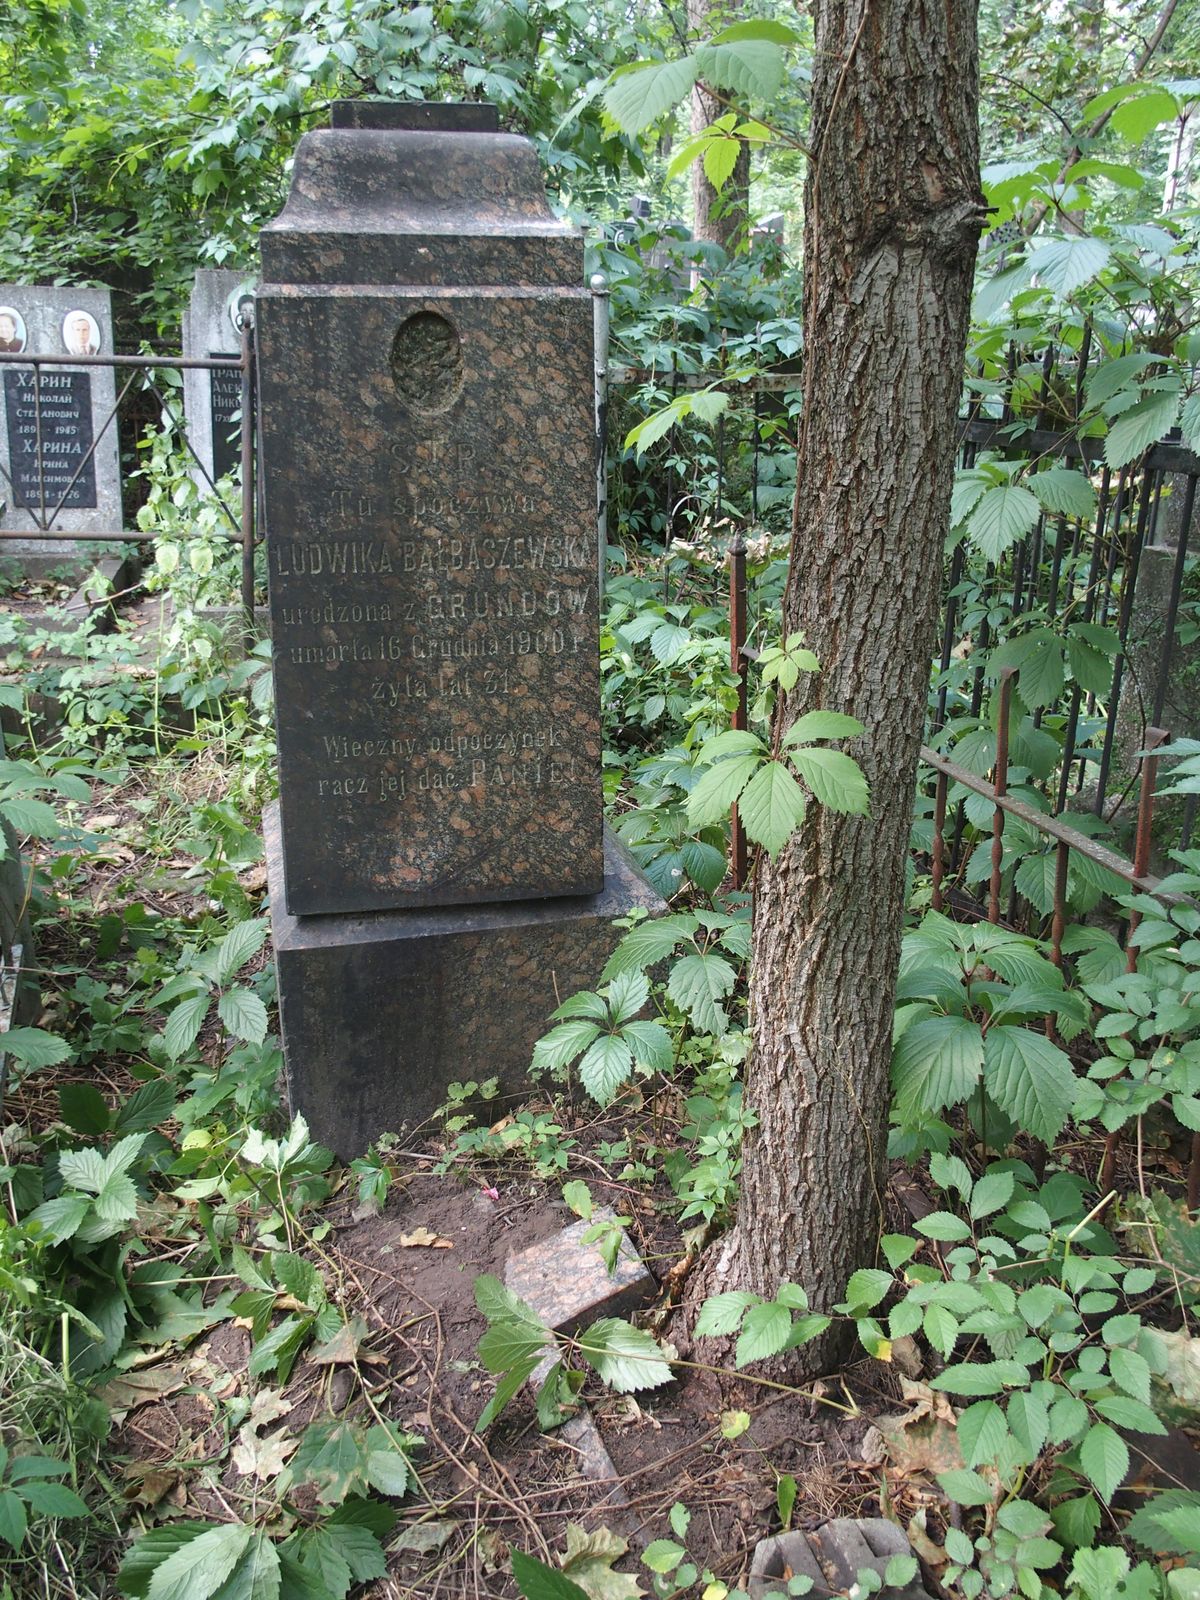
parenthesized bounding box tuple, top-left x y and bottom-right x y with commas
(1080, 1421, 1129, 1503)
(787, 747, 869, 815)
(532, 1018, 603, 1075)
(892, 1016, 986, 1122)
(667, 952, 736, 1036)
(218, 987, 269, 1045)
(686, 753, 762, 828)
(163, 993, 211, 1060)
(1027, 235, 1112, 297)
(578, 1034, 634, 1107)
(603, 57, 700, 135)
(145, 1523, 254, 1600)
(576, 1319, 672, 1392)
(1106, 389, 1180, 469)
(695, 37, 787, 100)
(983, 1026, 1076, 1144)
(1027, 468, 1096, 519)
(968, 485, 1041, 561)
(734, 1301, 792, 1367)
(119, 1524, 220, 1598)
(1, 1027, 70, 1070)
(842, 1269, 893, 1313)
(694, 1291, 757, 1338)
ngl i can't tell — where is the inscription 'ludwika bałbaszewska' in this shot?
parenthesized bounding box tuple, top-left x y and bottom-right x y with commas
(257, 287, 600, 916)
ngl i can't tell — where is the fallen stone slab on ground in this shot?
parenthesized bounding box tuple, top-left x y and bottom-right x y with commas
(749, 1518, 929, 1600)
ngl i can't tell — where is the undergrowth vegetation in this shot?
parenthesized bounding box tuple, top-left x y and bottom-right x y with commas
(1, 4, 1200, 1598)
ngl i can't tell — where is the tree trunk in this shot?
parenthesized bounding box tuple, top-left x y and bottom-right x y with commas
(687, 0, 750, 250)
(697, 0, 984, 1373)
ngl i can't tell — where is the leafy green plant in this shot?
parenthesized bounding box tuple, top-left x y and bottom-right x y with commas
(473, 1274, 672, 1434)
(151, 915, 270, 1059)
(0, 1447, 88, 1555)
(890, 911, 1089, 1149)
(531, 970, 674, 1106)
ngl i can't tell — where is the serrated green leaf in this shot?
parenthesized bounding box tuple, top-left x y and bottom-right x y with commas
(936, 1468, 995, 1507)
(214, 918, 269, 985)
(736, 758, 809, 855)
(667, 951, 735, 1035)
(1028, 235, 1112, 297)
(695, 37, 786, 100)
(968, 485, 1041, 560)
(694, 1290, 757, 1338)
(892, 1016, 985, 1122)
(147, 1523, 254, 1600)
(686, 754, 761, 829)
(163, 993, 211, 1060)
(958, 1400, 1008, 1467)
(787, 746, 869, 815)
(217, 987, 269, 1046)
(1106, 389, 1180, 469)
(983, 1025, 1076, 1144)
(532, 1019, 603, 1075)
(782, 710, 864, 746)
(735, 1301, 792, 1367)
(578, 1034, 633, 1107)
(1079, 1420, 1128, 1502)
(603, 57, 700, 135)
(1, 1027, 70, 1070)
(577, 1318, 672, 1392)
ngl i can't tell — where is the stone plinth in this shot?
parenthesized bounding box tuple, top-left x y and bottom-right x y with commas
(0, 285, 122, 570)
(182, 270, 253, 489)
(266, 806, 664, 1159)
(258, 123, 602, 916)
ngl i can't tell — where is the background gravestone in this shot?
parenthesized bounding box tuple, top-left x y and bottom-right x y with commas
(0, 285, 122, 573)
(258, 103, 666, 1158)
(182, 269, 253, 488)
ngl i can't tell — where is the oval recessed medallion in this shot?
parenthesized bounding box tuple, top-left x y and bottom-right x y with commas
(389, 311, 464, 412)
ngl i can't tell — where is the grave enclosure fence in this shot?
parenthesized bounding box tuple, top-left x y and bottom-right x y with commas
(0, 329, 258, 628)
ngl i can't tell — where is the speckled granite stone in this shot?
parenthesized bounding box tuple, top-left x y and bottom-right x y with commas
(258, 111, 601, 916)
(266, 805, 666, 1159)
(504, 1211, 656, 1335)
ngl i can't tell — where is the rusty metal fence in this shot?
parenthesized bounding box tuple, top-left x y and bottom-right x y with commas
(0, 324, 258, 627)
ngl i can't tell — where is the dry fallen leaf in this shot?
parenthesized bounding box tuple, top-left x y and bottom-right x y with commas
(231, 1389, 297, 1481)
(399, 1228, 453, 1249)
(99, 1365, 189, 1417)
(121, 1463, 180, 1508)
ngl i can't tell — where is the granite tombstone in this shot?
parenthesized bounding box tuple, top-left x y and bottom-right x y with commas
(0, 285, 122, 570)
(182, 269, 254, 488)
(259, 103, 665, 1158)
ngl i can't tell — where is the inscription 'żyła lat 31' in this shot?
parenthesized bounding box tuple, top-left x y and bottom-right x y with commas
(257, 116, 601, 916)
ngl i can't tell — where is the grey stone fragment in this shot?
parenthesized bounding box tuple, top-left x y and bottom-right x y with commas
(749, 1518, 927, 1600)
(504, 1210, 656, 1334)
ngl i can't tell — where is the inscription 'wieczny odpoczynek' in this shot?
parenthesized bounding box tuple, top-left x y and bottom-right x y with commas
(257, 118, 601, 916)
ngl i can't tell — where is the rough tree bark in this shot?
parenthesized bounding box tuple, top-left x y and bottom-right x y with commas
(687, 0, 750, 249)
(696, 0, 985, 1372)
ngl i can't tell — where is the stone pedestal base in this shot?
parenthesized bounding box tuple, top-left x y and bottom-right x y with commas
(265, 804, 665, 1159)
